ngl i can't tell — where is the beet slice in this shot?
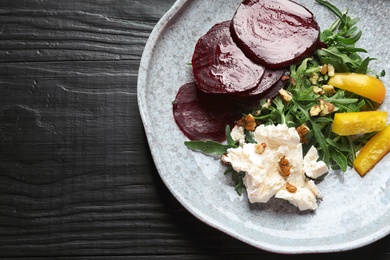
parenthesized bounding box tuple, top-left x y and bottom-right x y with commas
(192, 20, 265, 94)
(173, 82, 242, 142)
(232, 79, 287, 107)
(231, 0, 320, 69)
(231, 68, 286, 100)
(260, 79, 287, 100)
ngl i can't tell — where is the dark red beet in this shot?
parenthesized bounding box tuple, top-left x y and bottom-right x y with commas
(260, 79, 287, 100)
(231, 0, 320, 69)
(231, 68, 286, 100)
(231, 79, 287, 107)
(172, 82, 242, 142)
(192, 21, 265, 94)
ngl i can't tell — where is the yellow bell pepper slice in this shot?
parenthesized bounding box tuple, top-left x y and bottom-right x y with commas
(332, 111, 388, 136)
(354, 124, 390, 176)
(327, 73, 386, 103)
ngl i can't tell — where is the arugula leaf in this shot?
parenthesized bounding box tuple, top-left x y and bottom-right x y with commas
(315, 0, 378, 75)
(184, 140, 236, 155)
(245, 130, 256, 143)
(329, 146, 348, 172)
(315, 0, 343, 22)
(225, 125, 236, 147)
(224, 165, 245, 196)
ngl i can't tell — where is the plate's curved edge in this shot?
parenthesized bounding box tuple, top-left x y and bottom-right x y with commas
(136, 0, 390, 254)
(136, 0, 227, 230)
(137, 0, 204, 222)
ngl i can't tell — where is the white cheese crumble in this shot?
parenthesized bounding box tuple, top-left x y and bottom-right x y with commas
(303, 146, 329, 179)
(230, 125, 246, 147)
(224, 124, 328, 211)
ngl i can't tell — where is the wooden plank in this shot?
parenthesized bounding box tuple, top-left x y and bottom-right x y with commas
(0, 0, 388, 258)
(0, 0, 170, 62)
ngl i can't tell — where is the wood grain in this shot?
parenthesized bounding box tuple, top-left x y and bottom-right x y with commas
(0, 0, 389, 258)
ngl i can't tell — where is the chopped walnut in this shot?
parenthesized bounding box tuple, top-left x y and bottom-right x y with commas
(309, 104, 322, 117)
(310, 99, 335, 117)
(313, 86, 324, 95)
(262, 99, 272, 109)
(309, 72, 319, 85)
(320, 100, 335, 116)
(286, 182, 297, 193)
(327, 64, 335, 77)
(236, 114, 256, 131)
(296, 123, 310, 143)
(255, 143, 267, 154)
(320, 64, 328, 75)
(279, 156, 291, 177)
(289, 77, 296, 86)
(322, 84, 336, 96)
(221, 154, 230, 165)
(281, 75, 290, 82)
(253, 110, 261, 116)
(279, 89, 293, 103)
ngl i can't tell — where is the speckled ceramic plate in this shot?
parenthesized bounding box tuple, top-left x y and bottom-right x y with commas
(137, 0, 390, 254)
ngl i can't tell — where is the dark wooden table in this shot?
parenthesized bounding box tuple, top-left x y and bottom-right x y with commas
(0, 0, 389, 259)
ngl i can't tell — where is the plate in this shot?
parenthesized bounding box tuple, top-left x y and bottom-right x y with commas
(137, 0, 390, 254)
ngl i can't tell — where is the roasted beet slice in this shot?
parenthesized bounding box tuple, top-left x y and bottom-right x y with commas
(231, 0, 320, 69)
(232, 79, 287, 107)
(192, 20, 265, 94)
(260, 79, 287, 100)
(231, 68, 286, 100)
(173, 82, 241, 142)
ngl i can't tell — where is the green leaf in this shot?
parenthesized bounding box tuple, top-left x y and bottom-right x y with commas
(235, 182, 244, 196)
(329, 147, 349, 172)
(336, 30, 362, 45)
(223, 166, 245, 196)
(315, 1, 381, 75)
(326, 138, 350, 153)
(232, 171, 245, 196)
(315, 0, 344, 22)
(355, 57, 373, 74)
(245, 130, 256, 144)
(225, 125, 236, 146)
(224, 165, 236, 175)
(184, 140, 235, 155)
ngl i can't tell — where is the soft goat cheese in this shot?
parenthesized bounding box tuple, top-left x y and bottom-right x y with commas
(224, 124, 328, 211)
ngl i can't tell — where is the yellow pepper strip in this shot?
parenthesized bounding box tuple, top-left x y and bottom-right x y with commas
(354, 124, 390, 176)
(327, 73, 386, 103)
(332, 111, 388, 136)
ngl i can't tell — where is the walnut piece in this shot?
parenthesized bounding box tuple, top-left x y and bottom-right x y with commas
(322, 84, 336, 96)
(236, 114, 256, 131)
(255, 143, 267, 154)
(279, 156, 291, 177)
(310, 99, 335, 117)
(320, 64, 328, 75)
(296, 123, 310, 143)
(327, 64, 335, 77)
(279, 89, 293, 103)
(309, 72, 319, 85)
(286, 182, 297, 193)
(281, 75, 290, 82)
(313, 86, 324, 95)
(221, 154, 230, 165)
(262, 99, 272, 109)
(320, 100, 335, 116)
(309, 104, 322, 117)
